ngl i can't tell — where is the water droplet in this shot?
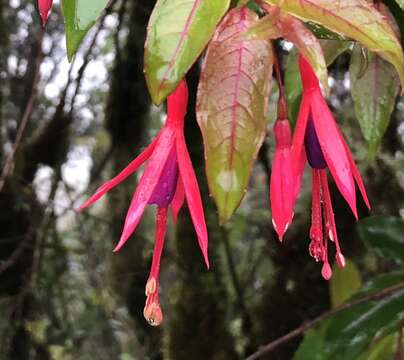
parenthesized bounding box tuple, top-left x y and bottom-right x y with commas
(216, 170, 239, 192)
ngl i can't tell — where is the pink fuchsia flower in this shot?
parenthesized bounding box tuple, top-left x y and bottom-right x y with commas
(78, 80, 209, 325)
(37, 0, 53, 26)
(270, 99, 294, 241)
(292, 55, 370, 280)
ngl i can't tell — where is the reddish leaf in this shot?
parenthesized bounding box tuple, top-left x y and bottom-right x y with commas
(246, 6, 328, 92)
(197, 7, 273, 222)
(263, 0, 404, 89)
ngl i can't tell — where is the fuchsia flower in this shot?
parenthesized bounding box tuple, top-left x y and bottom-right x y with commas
(37, 0, 53, 26)
(270, 100, 295, 241)
(291, 55, 370, 280)
(78, 81, 209, 325)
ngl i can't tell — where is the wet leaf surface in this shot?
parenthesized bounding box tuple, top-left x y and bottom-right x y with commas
(197, 7, 273, 222)
(264, 0, 404, 89)
(144, 0, 230, 105)
(61, 0, 109, 60)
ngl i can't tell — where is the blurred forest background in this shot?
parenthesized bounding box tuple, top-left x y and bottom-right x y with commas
(1, 0, 404, 359)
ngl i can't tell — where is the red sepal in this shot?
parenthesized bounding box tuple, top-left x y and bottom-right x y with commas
(77, 136, 159, 212)
(171, 177, 185, 224)
(176, 131, 209, 268)
(114, 127, 175, 251)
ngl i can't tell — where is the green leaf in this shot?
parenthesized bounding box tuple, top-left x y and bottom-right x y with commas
(350, 43, 400, 159)
(144, 0, 230, 105)
(196, 7, 273, 223)
(319, 40, 351, 66)
(61, 0, 109, 61)
(243, 12, 282, 40)
(293, 329, 326, 360)
(284, 50, 302, 125)
(305, 22, 348, 41)
(330, 259, 362, 308)
(357, 216, 404, 265)
(359, 272, 404, 296)
(294, 273, 404, 360)
(263, 0, 404, 89)
(393, 0, 404, 11)
(357, 333, 397, 360)
(324, 273, 404, 360)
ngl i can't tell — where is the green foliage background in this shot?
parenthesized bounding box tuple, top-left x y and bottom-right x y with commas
(0, 1, 403, 359)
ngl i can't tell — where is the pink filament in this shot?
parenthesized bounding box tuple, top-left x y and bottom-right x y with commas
(309, 170, 346, 280)
(309, 170, 323, 262)
(144, 206, 168, 326)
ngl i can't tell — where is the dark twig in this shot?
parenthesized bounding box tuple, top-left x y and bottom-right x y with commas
(113, 0, 128, 63)
(246, 281, 404, 360)
(0, 28, 44, 192)
(0, 232, 33, 275)
(272, 42, 285, 100)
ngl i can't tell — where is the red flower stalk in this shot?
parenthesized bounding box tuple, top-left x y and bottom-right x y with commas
(38, 0, 53, 26)
(292, 55, 370, 280)
(270, 98, 294, 241)
(78, 80, 209, 325)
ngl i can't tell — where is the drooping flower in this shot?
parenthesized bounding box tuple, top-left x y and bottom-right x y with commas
(78, 80, 209, 325)
(38, 0, 53, 26)
(291, 55, 370, 280)
(270, 98, 294, 241)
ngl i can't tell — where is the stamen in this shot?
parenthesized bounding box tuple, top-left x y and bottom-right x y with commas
(336, 252, 346, 268)
(309, 169, 344, 279)
(149, 207, 168, 280)
(145, 277, 157, 296)
(144, 296, 163, 327)
(309, 170, 324, 262)
(143, 206, 168, 326)
(322, 205, 329, 266)
(320, 171, 346, 268)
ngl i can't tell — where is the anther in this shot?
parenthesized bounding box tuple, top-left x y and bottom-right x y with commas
(321, 262, 332, 280)
(143, 301, 163, 327)
(309, 241, 323, 262)
(145, 277, 157, 296)
(335, 252, 346, 268)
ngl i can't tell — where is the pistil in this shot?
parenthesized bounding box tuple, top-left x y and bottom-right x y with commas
(308, 169, 346, 280)
(143, 206, 168, 326)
